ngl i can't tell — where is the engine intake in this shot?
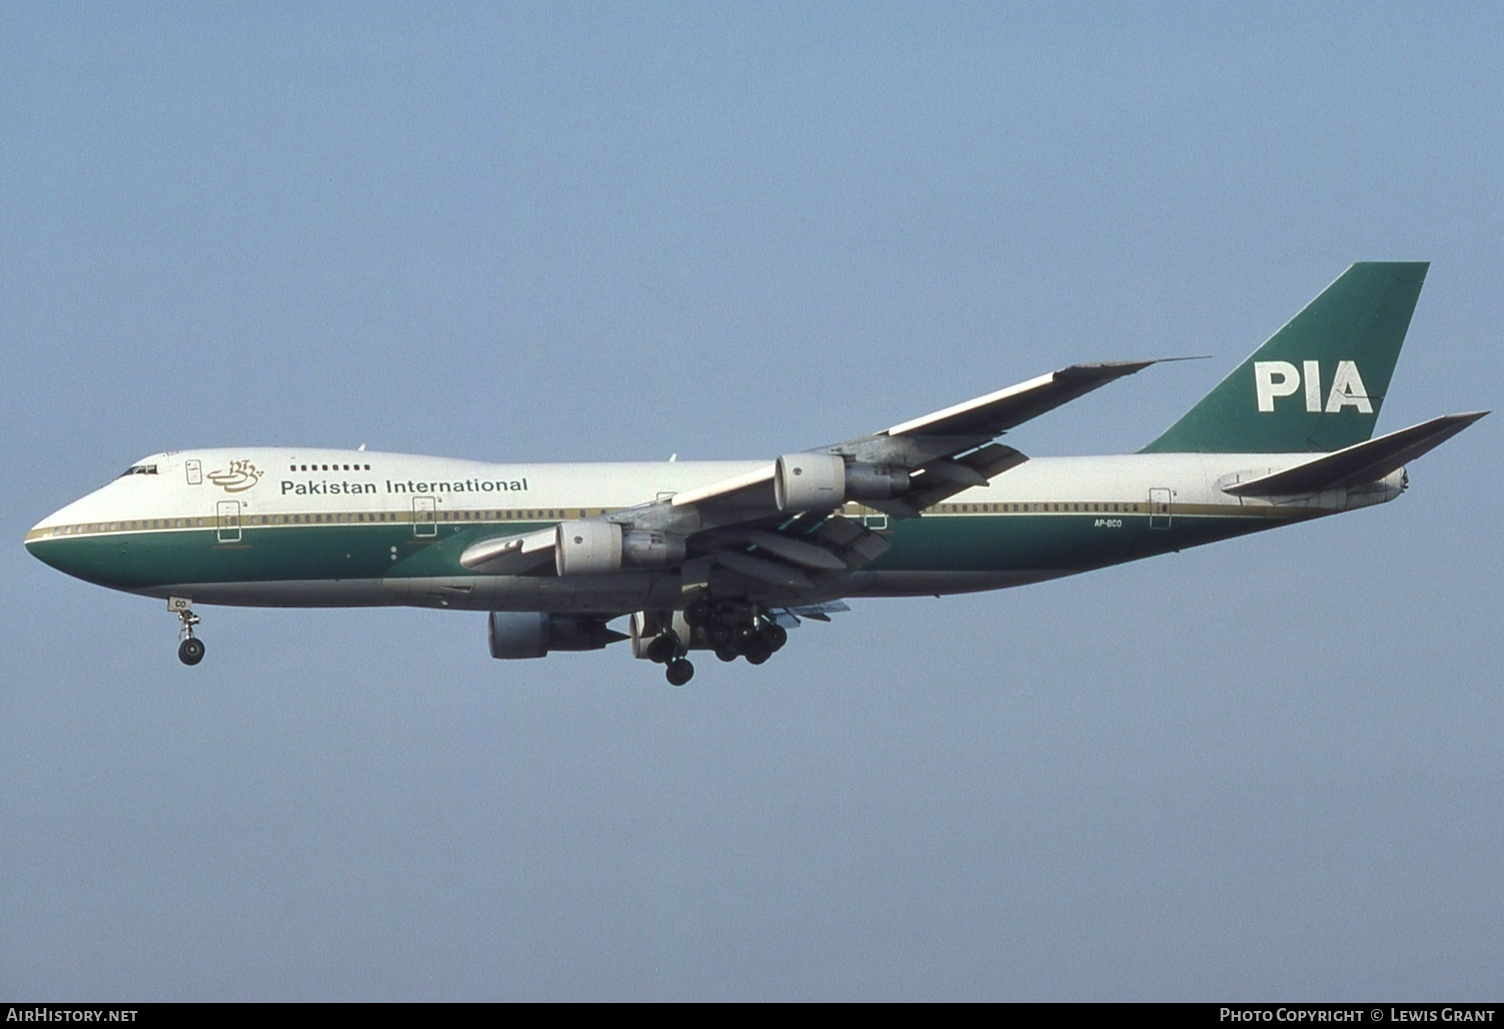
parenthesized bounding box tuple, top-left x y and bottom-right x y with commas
(555, 520, 621, 576)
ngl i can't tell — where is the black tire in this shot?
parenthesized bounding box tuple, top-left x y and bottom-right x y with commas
(745, 640, 772, 665)
(645, 634, 675, 664)
(764, 623, 788, 651)
(685, 597, 712, 627)
(178, 638, 205, 666)
(709, 622, 734, 647)
(665, 659, 695, 686)
(714, 647, 738, 663)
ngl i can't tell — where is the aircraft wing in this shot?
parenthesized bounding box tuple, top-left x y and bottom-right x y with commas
(666, 359, 1157, 515)
(457, 525, 558, 575)
(462, 360, 1159, 593)
(882, 360, 1158, 439)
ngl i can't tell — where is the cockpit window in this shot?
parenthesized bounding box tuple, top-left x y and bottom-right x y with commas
(117, 464, 159, 478)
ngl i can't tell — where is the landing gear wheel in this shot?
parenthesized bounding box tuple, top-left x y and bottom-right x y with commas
(178, 637, 205, 666)
(714, 647, 738, 663)
(645, 634, 677, 664)
(170, 599, 204, 666)
(685, 596, 712, 628)
(764, 622, 788, 651)
(665, 658, 695, 686)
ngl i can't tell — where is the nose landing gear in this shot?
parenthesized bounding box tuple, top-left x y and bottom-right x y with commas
(178, 636, 205, 665)
(169, 597, 204, 666)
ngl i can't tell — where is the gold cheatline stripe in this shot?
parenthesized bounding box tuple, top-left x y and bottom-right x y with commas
(922, 501, 1307, 520)
(23, 507, 623, 542)
(25, 499, 1315, 544)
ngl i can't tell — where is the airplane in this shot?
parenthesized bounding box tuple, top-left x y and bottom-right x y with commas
(25, 262, 1486, 685)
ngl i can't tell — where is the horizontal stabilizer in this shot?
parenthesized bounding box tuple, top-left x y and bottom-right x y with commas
(1225, 411, 1488, 496)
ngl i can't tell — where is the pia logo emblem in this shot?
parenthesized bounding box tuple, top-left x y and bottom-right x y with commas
(1254, 360, 1372, 414)
(207, 459, 263, 493)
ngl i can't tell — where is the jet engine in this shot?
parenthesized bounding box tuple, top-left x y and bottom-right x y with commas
(553, 520, 687, 576)
(629, 610, 693, 659)
(487, 611, 626, 659)
(773, 453, 910, 511)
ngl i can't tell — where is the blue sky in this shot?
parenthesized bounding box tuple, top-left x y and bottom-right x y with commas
(2, 3, 1500, 1000)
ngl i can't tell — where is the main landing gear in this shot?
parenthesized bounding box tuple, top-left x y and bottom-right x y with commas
(169, 597, 205, 666)
(639, 597, 789, 684)
(665, 657, 694, 687)
(686, 597, 788, 667)
(643, 630, 695, 686)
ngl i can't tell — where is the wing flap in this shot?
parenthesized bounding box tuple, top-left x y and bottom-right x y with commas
(809, 515, 890, 566)
(745, 529, 849, 570)
(776, 600, 852, 625)
(699, 515, 891, 597)
(715, 549, 817, 591)
(908, 444, 1029, 511)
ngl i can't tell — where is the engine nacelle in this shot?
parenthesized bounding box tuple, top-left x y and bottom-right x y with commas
(774, 452, 846, 511)
(774, 453, 910, 511)
(629, 610, 693, 658)
(623, 529, 687, 567)
(555, 520, 685, 575)
(488, 611, 621, 659)
(845, 463, 910, 501)
(555, 520, 622, 576)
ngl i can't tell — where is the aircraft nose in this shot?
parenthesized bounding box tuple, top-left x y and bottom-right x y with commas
(26, 508, 59, 546)
(24, 507, 126, 587)
(26, 510, 74, 572)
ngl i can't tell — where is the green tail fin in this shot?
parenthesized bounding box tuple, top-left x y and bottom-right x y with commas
(1140, 262, 1428, 453)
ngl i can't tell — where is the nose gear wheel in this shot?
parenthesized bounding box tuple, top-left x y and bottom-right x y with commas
(171, 599, 204, 666)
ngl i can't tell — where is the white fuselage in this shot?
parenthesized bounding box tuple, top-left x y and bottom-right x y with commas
(26, 446, 1402, 615)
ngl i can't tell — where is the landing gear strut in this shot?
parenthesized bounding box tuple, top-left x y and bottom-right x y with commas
(639, 597, 791, 683)
(688, 596, 789, 668)
(643, 627, 695, 686)
(722, 614, 785, 665)
(169, 597, 204, 666)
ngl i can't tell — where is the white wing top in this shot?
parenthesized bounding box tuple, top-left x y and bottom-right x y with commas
(460, 360, 1160, 588)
